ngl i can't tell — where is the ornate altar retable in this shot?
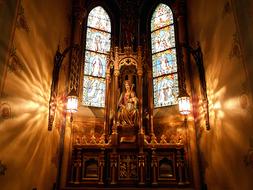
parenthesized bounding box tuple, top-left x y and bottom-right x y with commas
(67, 46, 190, 188)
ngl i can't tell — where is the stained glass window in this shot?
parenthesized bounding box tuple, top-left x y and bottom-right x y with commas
(151, 3, 178, 108)
(83, 6, 111, 107)
(153, 75, 179, 107)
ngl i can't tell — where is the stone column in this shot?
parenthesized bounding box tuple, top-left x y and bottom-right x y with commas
(98, 149, 105, 185)
(113, 47, 119, 124)
(147, 69, 154, 135)
(69, 149, 76, 183)
(114, 69, 120, 122)
(138, 153, 145, 185)
(137, 46, 143, 134)
(151, 149, 158, 186)
(110, 153, 118, 185)
(176, 1, 201, 189)
(104, 57, 111, 142)
(176, 149, 184, 185)
(69, 0, 85, 93)
(74, 148, 82, 184)
(71, 0, 85, 45)
(111, 47, 119, 145)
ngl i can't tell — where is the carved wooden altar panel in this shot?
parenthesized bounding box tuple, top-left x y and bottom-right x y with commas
(118, 153, 138, 181)
(68, 145, 190, 187)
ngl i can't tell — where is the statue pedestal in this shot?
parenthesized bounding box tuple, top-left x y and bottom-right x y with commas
(117, 125, 138, 144)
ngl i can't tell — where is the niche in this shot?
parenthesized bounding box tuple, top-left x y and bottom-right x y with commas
(159, 157, 173, 178)
(84, 158, 98, 178)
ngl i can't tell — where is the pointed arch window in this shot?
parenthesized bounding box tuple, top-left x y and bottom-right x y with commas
(82, 6, 111, 107)
(151, 3, 179, 108)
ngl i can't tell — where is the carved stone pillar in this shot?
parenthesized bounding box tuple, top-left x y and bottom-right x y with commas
(104, 59, 111, 141)
(176, 1, 201, 189)
(69, 0, 85, 93)
(176, 1, 200, 189)
(176, 0, 187, 59)
(114, 69, 120, 121)
(112, 66, 119, 146)
(65, 3, 83, 147)
(109, 47, 119, 145)
(184, 147, 190, 184)
(137, 69, 143, 133)
(175, 0, 188, 97)
(137, 46, 143, 134)
(176, 149, 184, 185)
(147, 69, 154, 135)
(69, 149, 76, 183)
(184, 118, 190, 184)
(110, 153, 118, 185)
(151, 149, 158, 185)
(72, 0, 85, 44)
(74, 148, 82, 184)
(113, 47, 119, 124)
(138, 153, 145, 185)
(98, 149, 105, 185)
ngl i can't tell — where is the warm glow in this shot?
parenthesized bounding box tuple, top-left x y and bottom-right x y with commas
(178, 96, 191, 115)
(213, 101, 221, 110)
(67, 96, 78, 113)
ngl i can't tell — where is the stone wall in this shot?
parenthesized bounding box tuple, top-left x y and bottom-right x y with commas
(0, 0, 71, 189)
(187, 0, 253, 189)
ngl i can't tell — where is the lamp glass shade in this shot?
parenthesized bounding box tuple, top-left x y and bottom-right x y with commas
(178, 95, 191, 115)
(67, 95, 78, 113)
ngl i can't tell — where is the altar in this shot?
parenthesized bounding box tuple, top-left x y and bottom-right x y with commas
(66, 46, 191, 188)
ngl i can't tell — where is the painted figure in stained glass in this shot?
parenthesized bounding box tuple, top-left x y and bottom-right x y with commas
(118, 80, 138, 127)
(91, 81, 105, 106)
(158, 78, 173, 105)
(86, 78, 97, 102)
(153, 75, 178, 107)
(153, 49, 177, 77)
(83, 77, 105, 107)
(86, 28, 110, 53)
(161, 55, 170, 74)
(91, 56, 103, 77)
(151, 26, 175, 53)
(94, 34, 102, 52)
(84, 52, 106, 78)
